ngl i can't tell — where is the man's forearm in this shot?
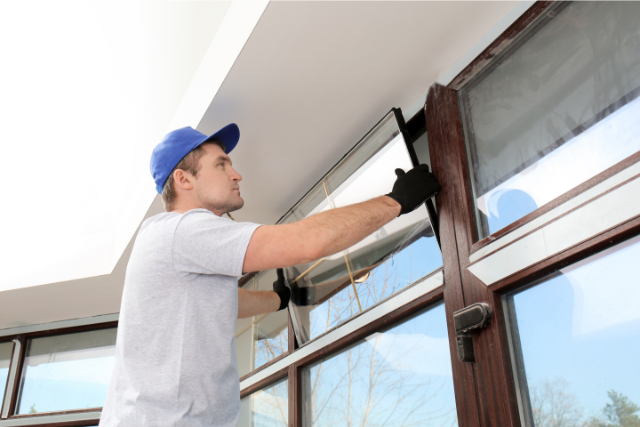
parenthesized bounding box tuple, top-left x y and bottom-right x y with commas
(243, 164, 438, 273)
(293, 195, 401, 261)
(237, 288, 280, 319)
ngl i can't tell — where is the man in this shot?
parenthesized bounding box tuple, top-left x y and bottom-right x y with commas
(99, 124, 440, 427)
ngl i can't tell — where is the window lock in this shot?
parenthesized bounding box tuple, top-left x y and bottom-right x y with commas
(453, 303, 492, 363)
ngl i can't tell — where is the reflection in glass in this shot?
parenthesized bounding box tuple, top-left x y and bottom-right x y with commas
(302, 302, 457, 426)
(283, 111, 442, 345)
(253, 270, 288, 370)
(0, 341, 14, 400)
(504, 234, 640, 426)
(239, 378, 288, 427)
(15, 328, 116, 414)
(460, 2, 640, 237)
(236, 270, 288, 378)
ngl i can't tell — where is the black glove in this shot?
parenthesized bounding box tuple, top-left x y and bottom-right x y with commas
(273, 268, 291, 311)
(386, 164, 441, 216)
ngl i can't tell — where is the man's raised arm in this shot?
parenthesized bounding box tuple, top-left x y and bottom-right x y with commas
(242, 164, 440, 274)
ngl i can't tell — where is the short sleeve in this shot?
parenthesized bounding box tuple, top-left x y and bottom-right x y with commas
(173, 209, 261, 277)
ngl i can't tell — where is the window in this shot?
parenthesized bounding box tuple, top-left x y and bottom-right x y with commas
(237, 269, 289, 378)
(459, 1, 640, 238)
(504, 234, 640, 426)
(237, 107, 448, 427)
(240, 378, 288, 427)
(281, 110, 442, 345)
(301, 301, 456, 426)
(15, 328, 117, 414)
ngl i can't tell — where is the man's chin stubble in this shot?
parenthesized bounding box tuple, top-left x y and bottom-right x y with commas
(206, 197, 244, 215)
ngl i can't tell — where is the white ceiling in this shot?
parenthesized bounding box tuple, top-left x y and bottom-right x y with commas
(0, 1, 522, 330)
(200, 1, 519, 226)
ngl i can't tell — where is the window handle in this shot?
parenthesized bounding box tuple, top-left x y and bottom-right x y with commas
(453, 303, 492, 363)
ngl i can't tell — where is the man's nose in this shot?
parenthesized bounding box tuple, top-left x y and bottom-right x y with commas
(230, 167, 242, 182)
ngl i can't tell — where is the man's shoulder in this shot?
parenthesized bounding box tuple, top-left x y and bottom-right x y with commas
(140, 211, 180, 230)
(142, 209, 259, 238)
(142, 209, 225, 228)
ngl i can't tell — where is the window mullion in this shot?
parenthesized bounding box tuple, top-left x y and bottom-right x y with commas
(1, 337, 24, 419)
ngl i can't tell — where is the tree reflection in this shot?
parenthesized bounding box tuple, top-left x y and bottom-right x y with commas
(303, 305, 457, 427)
(254, 324, 287, 370)
(244, 380, 288, 427)
(531, 378, 584, 427)
(529, 378, 640, 427)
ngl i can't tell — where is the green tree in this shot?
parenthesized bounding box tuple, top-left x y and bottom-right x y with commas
(604, 390, 640, 427)
(586, 390, 640, 427)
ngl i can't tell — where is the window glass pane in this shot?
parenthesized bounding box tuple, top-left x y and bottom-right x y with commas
(413, 131, 432, 168)
(460, 2, 640, 237)
(504, 234, 640, 426)
(253, 270, 288, 369)
(302, 302, 457, 426)
(236, 270, 288, 378)
(0, 341, 13, 401)
(236, 317, 255, 378)
(15, 328, 116, 414)
(284, 111, 441, 345)
(239, 377, 288, 427)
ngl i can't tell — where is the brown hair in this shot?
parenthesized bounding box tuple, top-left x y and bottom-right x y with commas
(161, 140, 225, 211)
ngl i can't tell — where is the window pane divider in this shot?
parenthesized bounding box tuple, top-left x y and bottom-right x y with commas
(0, 314, 119, 339)
(0, 411, 101, 426)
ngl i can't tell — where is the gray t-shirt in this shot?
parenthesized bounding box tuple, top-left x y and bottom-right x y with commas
(99, 209, 261, 427)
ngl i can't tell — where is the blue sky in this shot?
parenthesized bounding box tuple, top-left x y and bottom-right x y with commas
(512, 235, 640, 418)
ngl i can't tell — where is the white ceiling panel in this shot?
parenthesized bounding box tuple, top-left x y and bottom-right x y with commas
(198, 1, 519, 227)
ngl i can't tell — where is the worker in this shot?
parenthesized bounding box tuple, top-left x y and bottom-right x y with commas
(99, 124, 440, 427)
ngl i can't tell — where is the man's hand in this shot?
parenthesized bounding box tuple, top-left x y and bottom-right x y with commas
(273, 269, 291, 311)
(386, 164, 441, 215)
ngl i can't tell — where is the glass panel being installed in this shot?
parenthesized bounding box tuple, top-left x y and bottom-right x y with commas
(239, 377, 288, 427)
(302, 301, 457, 426)
(459, 1, 640, 238)
(504, 234, 640, 426)
(0, 341, 14, 401)
(236, 270, 288, 377)
(15, 328, 117, 414)
(281, 111, 441, 345)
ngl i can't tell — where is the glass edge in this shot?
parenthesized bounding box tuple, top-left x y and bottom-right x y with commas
(501, 294, 533, 427)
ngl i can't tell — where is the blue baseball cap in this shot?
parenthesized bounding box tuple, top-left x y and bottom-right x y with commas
(150, 124, 240, 194)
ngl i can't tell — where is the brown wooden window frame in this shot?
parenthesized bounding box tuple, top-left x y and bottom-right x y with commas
(449, 0, 640, 256)
(424, 1, 640, 426)
(0, 320, 117, 427)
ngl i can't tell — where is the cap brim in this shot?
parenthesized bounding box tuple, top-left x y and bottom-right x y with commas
(202, 123, 240, 154)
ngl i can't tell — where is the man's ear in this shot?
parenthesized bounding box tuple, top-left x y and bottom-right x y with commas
(173, 169, 195, 191)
